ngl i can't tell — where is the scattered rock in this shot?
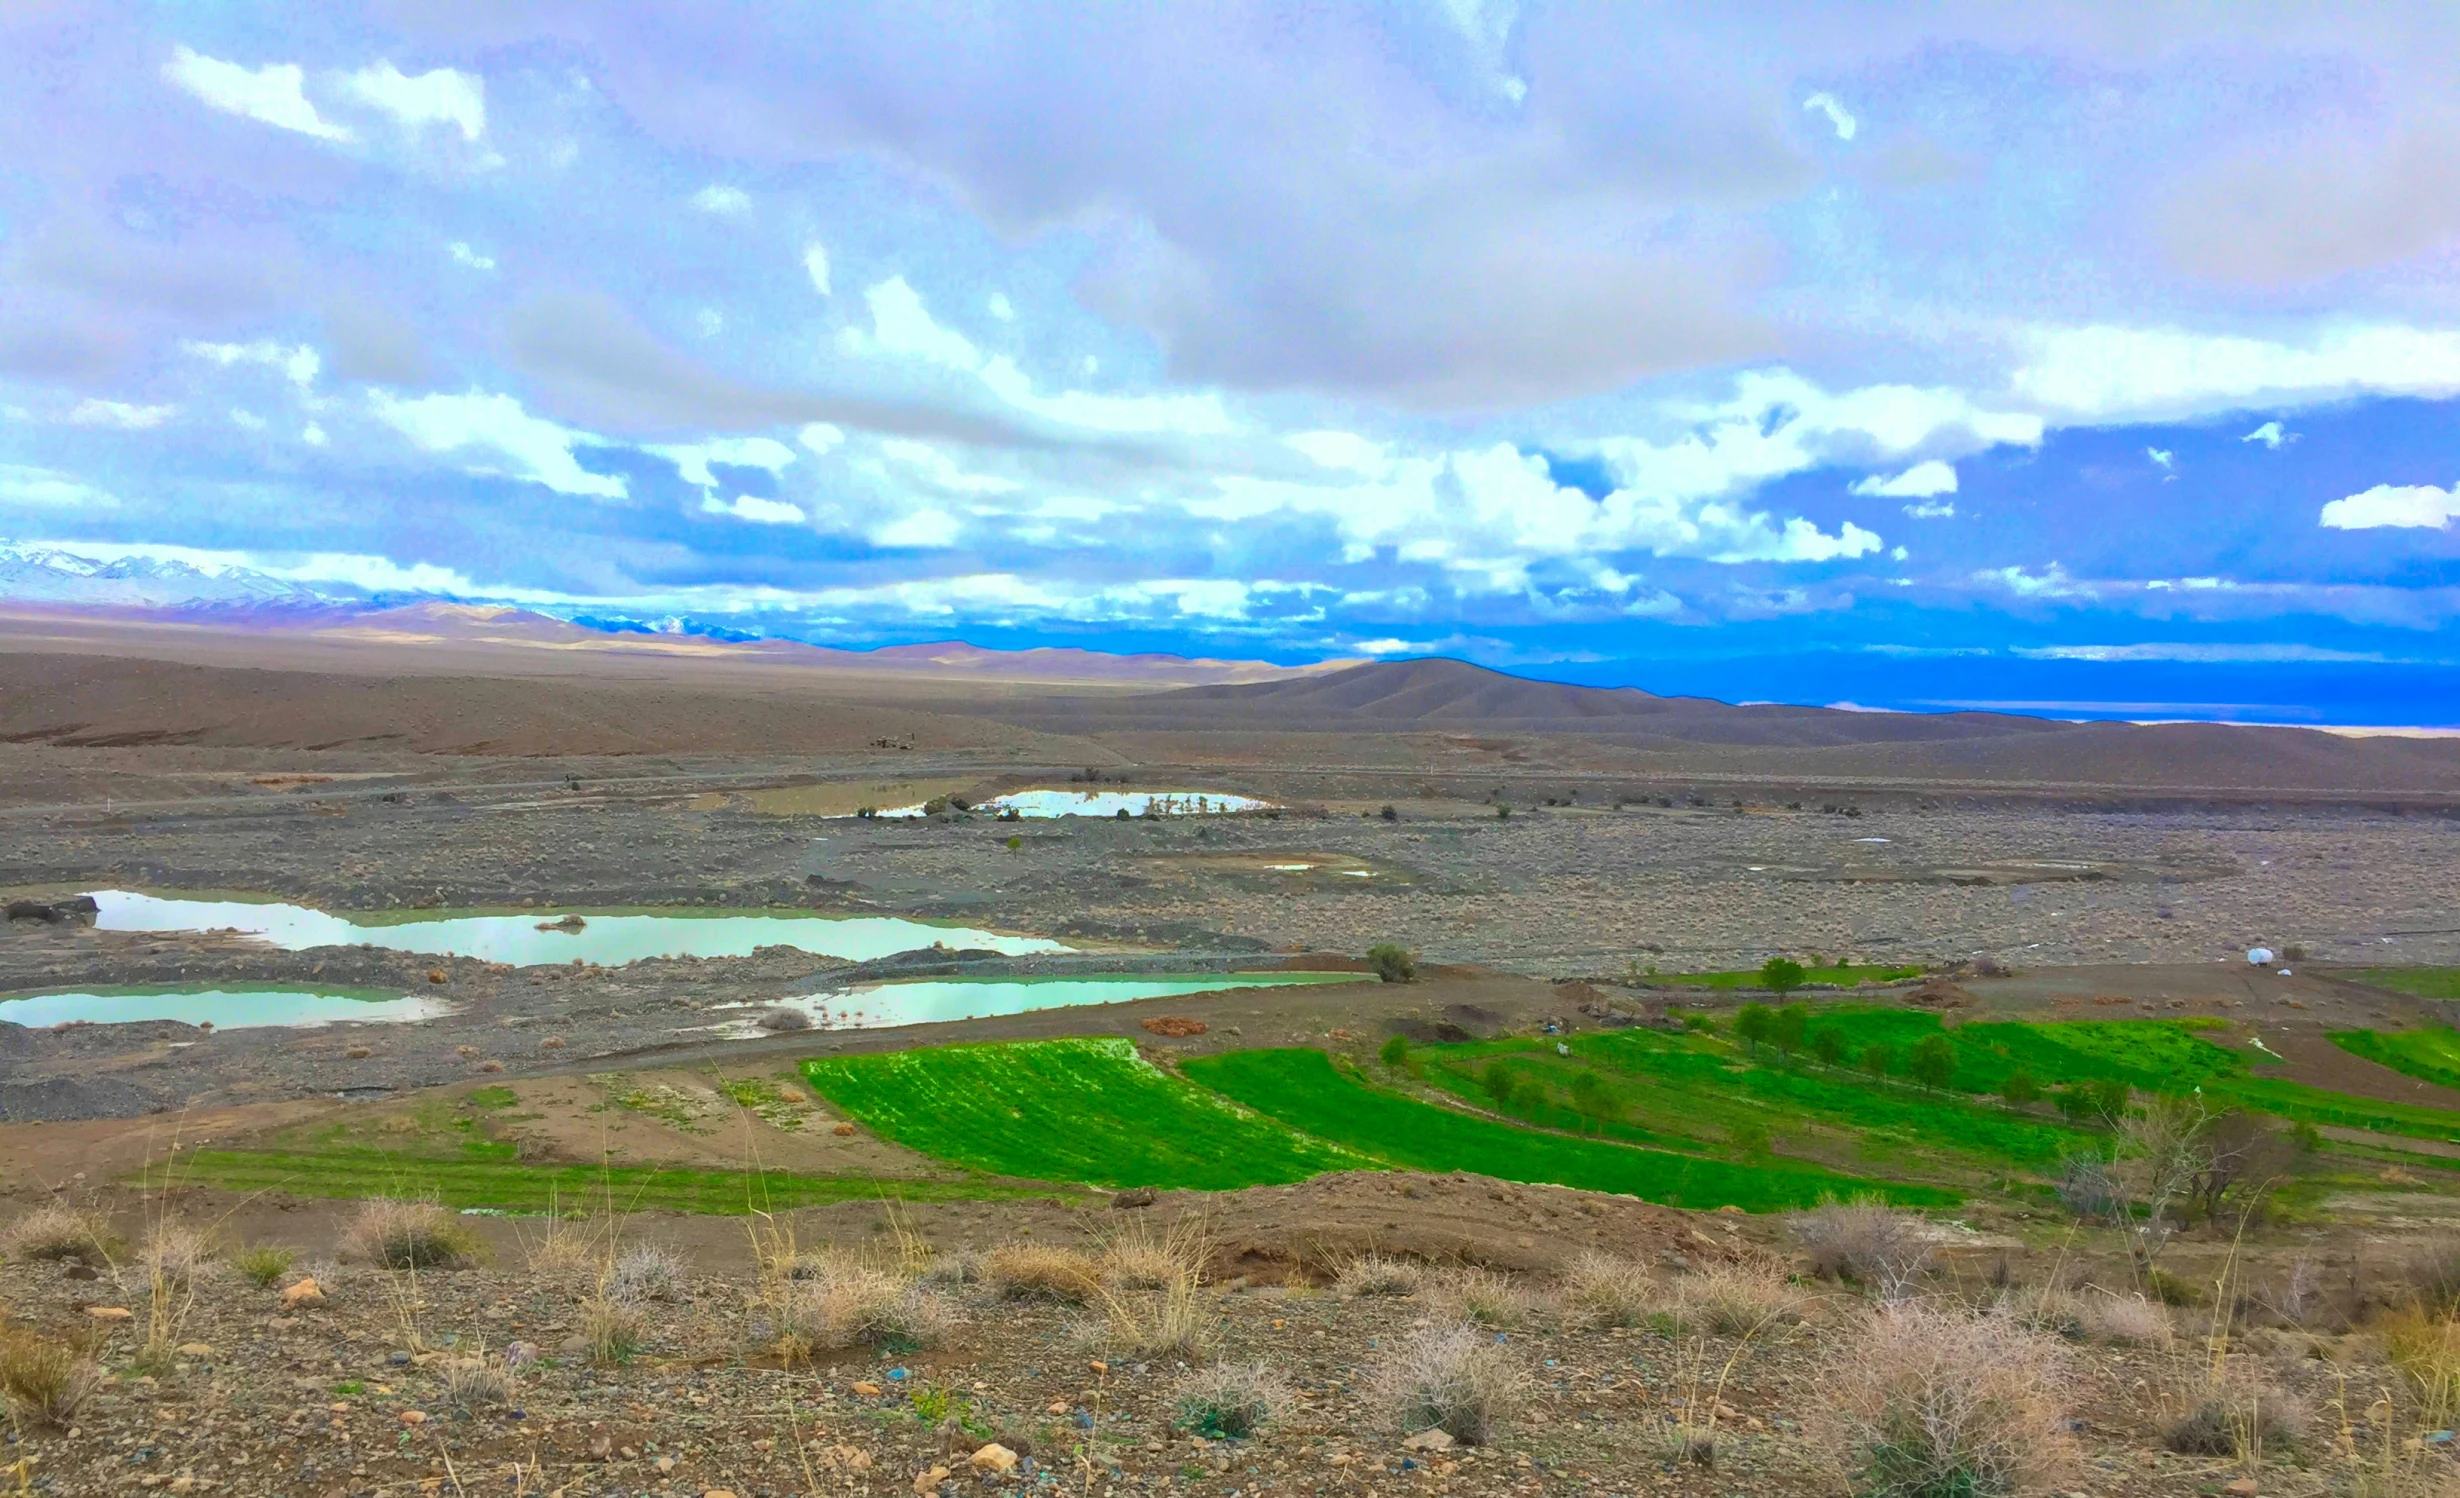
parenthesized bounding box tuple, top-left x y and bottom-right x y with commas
(969, 1443, 1020, 1474)
(281, 1277, 324, 1308)
(85, 1305, 132, 1320)
(1110, 1188, 1158, 1210)
(1401, 1428, 1455, 1453)
(912, 1465, 951, 1494)
(852, 1381, 883, 1397)
(1140, 1016, 1207, 1037)
(427, 969, 449, 984)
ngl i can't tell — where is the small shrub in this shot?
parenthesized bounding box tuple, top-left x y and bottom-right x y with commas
(1759, 958, 1805, 996)
(441, 1355, 515, 1410)
(2165, 1386, 2308, 1456)
(1371, 1323, 1521, 1445)
(522, 1214, 599, 1278)
(1433, 1267, 1527, 1328)
(1334, 1254, 1425, 1298)
(1378, 1033, 1410, 1068)
(2384, 1308, 2460, 1412)
(139, 1224, 212, 1287)
(1367, 944, 1417, 984)
(0, 1328, 103, 1428)
(1817, 1303, 2072, 1498)
(1560, 1250, 1654, 1329)
(234, 1244, 295, 1289)
(2404, 1246, 2460, 1318)
(985, 1243, 1102, 1302)
(2053, 1155, 2122, 1221)
(341, 1198, 482, 1270)
(1788, 1197, 1933, 1298)
(2145, 1268, 2202, 1307)
(607, 1242, 685, 1302)
(762, 1257, 954, 1364)
(1086, 1220, 1215, 1359)
(580, 1294, 648, 1364)
(1175, 1362, 1289, 1440)
(2078, 1292, 2169, 1346)
(1665, 1258, 1803, 1335)
(1, 1204, 113, 1265)
(1100, 1226, 1181, 1291)
(756, 1006, 813, 1032)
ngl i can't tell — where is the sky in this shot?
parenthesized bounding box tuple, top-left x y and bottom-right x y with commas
(4, 3, 2460, 723)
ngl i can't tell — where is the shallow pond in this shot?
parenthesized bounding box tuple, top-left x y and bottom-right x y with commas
(877, 789, 1273, 818)
(720, 970, 1365, 1034)
(87, 890, 1068, 967)
(0, 986, 449, 1029)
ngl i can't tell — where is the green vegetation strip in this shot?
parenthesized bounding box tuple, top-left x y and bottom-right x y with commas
(2330, 1025, 2460, 1092)
(801, 1037, 1371, 1190)
(1648, 964, 1921, 990)
(158, 1151, 1071, 1213)
(2347, 968, 2460, 1002)
(1184, 1047, 1956, 1211)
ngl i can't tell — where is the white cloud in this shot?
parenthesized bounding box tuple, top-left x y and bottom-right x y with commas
(163, 47, 353, 142)
(230, 409, 267, 431)
(182, 340, 319, 388)
(798, 423, 845, 455)
(2320, 482, 2460, 530)
(871, 508, 963, 548)
(699, 494, 806, 525)
(1803, 92, 1857, 141)
(694, 308, 724, 337)
(877, 439, 1020, 494)
(0, 464, 117, 508)
(857, 277, 977, 368)
(2015, 643, 2384, 663)
(448, 242, 496, 271)
(2014, 323, 2460, 422)
(692, 185, 752, 215)
(1287, 430, 1392, 477)
(987, 293, 1016, 322)
(648, 436, 798, 489)
(69, 399, 176, 429)
(341, 62, 485, 141)
(367, 390, 625, 499)
(978, 356, 1237, 435)
(22, 539, 487, 596)
(2146, 447, 2174, 469)
(2242, 420, 2289, 448)
(1901, 499, 1955, 519)
(1850, 459, 1957, 498)
(803, 244, 834, 297)
(1977, 562, 2090, 599)
(301, 422, 328, 447)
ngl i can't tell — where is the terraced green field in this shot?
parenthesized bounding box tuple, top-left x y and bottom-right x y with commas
(1184, 1047, 1956, 1210)
(2331, 1025, 2460, 1091)
(801, 1037, 1371, 1189)
(2349, 968, 2460, 1002)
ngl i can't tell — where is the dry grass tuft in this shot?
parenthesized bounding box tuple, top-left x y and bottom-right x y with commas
(2384, 1307, 2460, 1415)
(1816, 1301, 2072, 1498)
(1432, 1267, 1528, 1328)
(1085, 1219, 1217, 1359)
(2164, 1384, 2308, 1457)
(1560, 1250, 1655, 1329)
(441, 1355, 515, 1410)
(579, 1294, 648, 1365)
(985, 1242, 1104, 1303)
(233, 1243, 295, 1289)
(1, 1204, 115, 1265)
(608, 1242, 685, 1302)
(1101, 1222, 1183, 1290)
(1370, 1323, 1522, 1446)
(1174, 1362, 1291, 1440)
(1788, 1197, 1934, 1299)
(0, 1326, 103, 1429)
(2079, 1291, 2170, 1347)
(1333, 1253, 1425, 1298)
(139, 1223, 212, 1287)
(520, 1212, 601, 1279)
(1664, 1257, 1804, 1336)
(762, 1257, 953, 1364)
(341, 1198, 483, 1270)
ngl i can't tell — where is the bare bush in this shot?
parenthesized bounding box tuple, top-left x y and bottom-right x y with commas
(1560, 1250, 1655, 1329)
(1370, 1323, 1523, 1446)
(608, 1242, 685, 1302)
(1086, 1220, 1216, 1360)
(1, 1204, 114, 1265)
(1333, 1254, 1425, 1298)
(441, 1355, 515, 1410)
(1789, 1197, 1933, 1299)
(0, 1327, 103, 1428)
(1816, 1302, 2072, 1498)
(139, 1224, 212, 1287)
(2254, 1255, 2325, 1328)
(1664, 1258, 1804, 1335)
(1174, 1362, 1291, 1440)
(2078, 1291, 2170, 1346)
(579, 1294, 647, 1365)
(985, 1243, 1103, 1302)
(763, 1259, 953, 1364)
(2404, 1246, 2460, 1318)
(755, 1006, 813, 1032)
(521, 1213, 600, 1278)
(2165, 1384, 2308, 1457)
(341, 1198, 482, 1270)
(1432, 1267, 1528, 1328)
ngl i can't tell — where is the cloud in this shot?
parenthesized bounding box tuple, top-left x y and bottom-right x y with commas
(693, 185, 752, 215)
(987, 293, 1015, 322)
(2242, 420, 2288, 448)
(21, 539, 488, 597)
(2146, 447, 2174, 469)
(871, 508, 962, 548)
(69, 399, 175, 429)
(2013, 323, 2460, 423)
(1850, 459, 1956, 498)
(182, 340, 319, 388)
(1802, 92, 1857, 141)
(876, 438, 1020, 494)
(699, 493, 805, 525)
(798, 423, 844, 455)
(803, 244, 833, 297)
(340, 62, 486, 141)
(1900, 500, 1955, 519)
(0, 464, 117, 508)
(163, 47, 353, 142)
(323, 300, 434, 387)
(367, 389, 626, 499)
(1977, 563, 2089, 599)
(651, 436, 798, 488)
(857, 277, 976, 368)
(448, 242, 496, 271)
(2161, 123, 2460, 286)
(2014, 643, 2387, 664)
(2320, 482, 2460, 531)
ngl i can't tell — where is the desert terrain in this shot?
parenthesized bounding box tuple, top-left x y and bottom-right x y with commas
(2, 607, 2459, 1497)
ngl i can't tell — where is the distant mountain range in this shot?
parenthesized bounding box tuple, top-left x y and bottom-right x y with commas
(0, 547, 327, 609)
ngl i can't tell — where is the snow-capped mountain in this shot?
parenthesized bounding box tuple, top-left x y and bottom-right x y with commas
(0, 548, 329, 609)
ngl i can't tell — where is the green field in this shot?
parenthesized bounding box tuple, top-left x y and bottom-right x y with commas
(160, 1150, 1073, 1214)
(1651, 964, 1922, 990)
(2349, 968, 2460, 1001)
(2331, 1025, 2460, 1092)
(801, 1037, 1371, 1189)
(1184, 1047, 1956, 1210)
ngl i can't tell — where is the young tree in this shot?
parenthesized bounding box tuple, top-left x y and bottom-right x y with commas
(2001, 1069, 2040, 1107)
(1378, 1033, 1410, 1068)
(1481, 1061, 1514, 1105)
(1367, 943, 1417, 984)
(1907, 1032, 1957, 1090)
(2091, 1077, 2132, 1124)
(1568, 1070, 1610, 1133)
(1772, 1002, 1810, 1059)
(1812, 1027, 1847, 1067)
(1734, 1001, 1774, 1055)
(2053, 1085, 2094, 1123)
(1759, 957, 1806, 997)
(1860, 1041, 1895, 1079)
